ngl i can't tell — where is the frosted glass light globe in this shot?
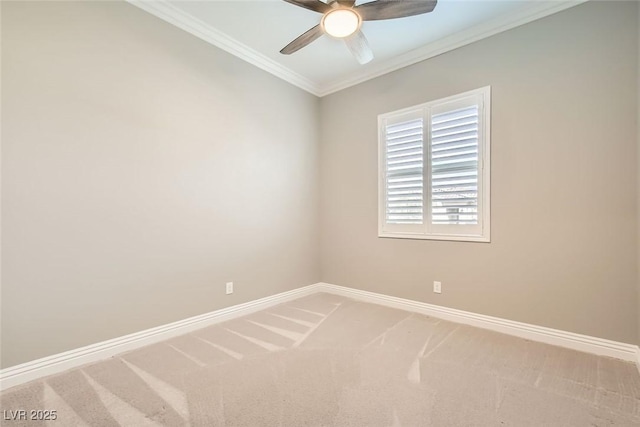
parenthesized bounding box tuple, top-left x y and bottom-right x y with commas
(323, 9, 360, 38)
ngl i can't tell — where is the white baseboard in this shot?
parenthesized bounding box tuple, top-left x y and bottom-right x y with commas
(315, 282, 640, 364)
(2, 281, 639, 391)
(0, 284, 318, 391)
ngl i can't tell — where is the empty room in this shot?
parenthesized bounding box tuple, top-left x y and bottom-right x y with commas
(1, 0, 639, 425)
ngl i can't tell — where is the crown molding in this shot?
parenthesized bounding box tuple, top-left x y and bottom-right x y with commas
(316, 0, 589, 96)
(127, 0, 588, 98)
(126, 0, 322, 96)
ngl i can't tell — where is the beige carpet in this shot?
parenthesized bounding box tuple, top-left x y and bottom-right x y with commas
(1, 292, 639, 426)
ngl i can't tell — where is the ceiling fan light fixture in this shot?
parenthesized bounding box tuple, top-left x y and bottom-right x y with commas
(322, 9, 360, 38)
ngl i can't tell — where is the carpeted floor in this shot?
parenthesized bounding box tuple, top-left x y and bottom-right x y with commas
(1, 292, 639, 426)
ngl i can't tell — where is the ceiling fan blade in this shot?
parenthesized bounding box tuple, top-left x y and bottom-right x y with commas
(282, 0, 332, 14)
(355, 0, 437, 21)
(280, 24, 324, 55)
(344, 30, 374, 64)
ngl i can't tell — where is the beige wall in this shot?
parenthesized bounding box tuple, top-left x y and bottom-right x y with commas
(1, 1, 320, 367)
(2, 0, 639, 368)
(319, 1, 639, 344)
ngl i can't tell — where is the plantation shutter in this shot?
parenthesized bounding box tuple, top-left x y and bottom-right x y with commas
(429, 94, 484, 236)
(378, 86, 489, 241)
(381, 112, 424, 231)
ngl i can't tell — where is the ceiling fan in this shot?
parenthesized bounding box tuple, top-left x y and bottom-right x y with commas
(280, 0, 438, 64)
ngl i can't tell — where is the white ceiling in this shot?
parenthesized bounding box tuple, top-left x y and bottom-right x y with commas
(128, 0, 587, 96)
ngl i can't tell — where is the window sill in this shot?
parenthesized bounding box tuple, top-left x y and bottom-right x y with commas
(378, 231, 490, 243)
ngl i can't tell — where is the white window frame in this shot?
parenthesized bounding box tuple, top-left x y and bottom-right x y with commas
(378, 86, 491, 243)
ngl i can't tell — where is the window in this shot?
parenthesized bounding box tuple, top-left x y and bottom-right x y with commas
(378, 86, 490, 242)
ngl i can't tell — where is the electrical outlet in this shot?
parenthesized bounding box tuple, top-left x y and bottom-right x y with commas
(433, 281, 442, 294)
(226, 282, 233, 295)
